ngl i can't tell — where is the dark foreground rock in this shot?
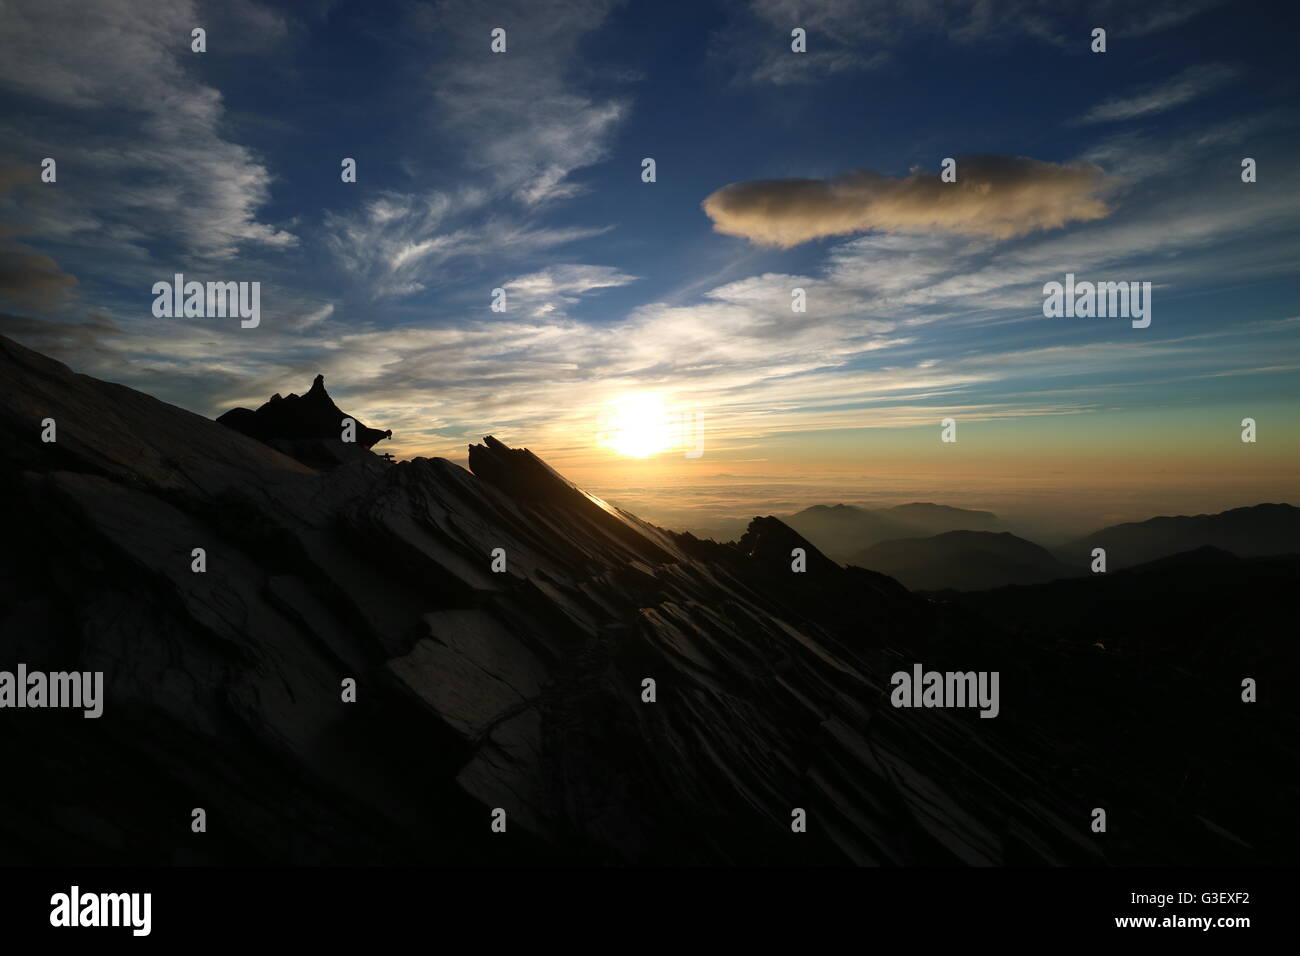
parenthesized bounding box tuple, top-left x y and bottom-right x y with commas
(0, 333, 1295, 865)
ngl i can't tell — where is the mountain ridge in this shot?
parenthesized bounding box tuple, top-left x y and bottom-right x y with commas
(1, 332, 1295, 865)
(1058, 503, 1300, 568)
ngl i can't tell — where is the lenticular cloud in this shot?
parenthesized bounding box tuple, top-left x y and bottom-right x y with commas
(701, 155, 1112, 247)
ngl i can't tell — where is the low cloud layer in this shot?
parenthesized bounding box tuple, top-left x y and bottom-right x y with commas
(701, 156, 1111, 247)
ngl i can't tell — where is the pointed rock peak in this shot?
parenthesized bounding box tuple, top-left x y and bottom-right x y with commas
(469, 435, 584, 504)
(216, 374, 392, 462)
(468, 435, 674, 563)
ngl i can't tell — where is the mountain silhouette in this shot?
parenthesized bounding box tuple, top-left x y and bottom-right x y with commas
(784, 502, 1000, 563)
(0, 332, 1295, 865)
(851, 530, 1075, 591)
(217, 373, 391, 468)
(1059, 504, 1300, 569)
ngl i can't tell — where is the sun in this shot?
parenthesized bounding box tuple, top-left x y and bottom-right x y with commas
(601, 393, 671, 458)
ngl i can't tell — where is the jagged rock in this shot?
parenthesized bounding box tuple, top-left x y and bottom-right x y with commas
(216, 373, 391, 469)
(0, 333, 1294, 866)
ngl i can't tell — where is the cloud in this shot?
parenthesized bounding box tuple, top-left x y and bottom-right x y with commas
(0, 243, 78, 310)
(11, 149, 1298, 474)
(323, 0, 628, 298)
(420, 0, 627, 207)
(291, 302, 335, 331)
(1076, 64, 1238, 124)
(22, 119, 1295, 470)
(702, 156, 1111, 247)
(724, 0, 1224, 85)
(0, 310, 120, 357)
(0, 0, 295, 261)
(324, 190, 612, 299)
(1, 0, 1287, 490)
(0, 163, 78, 311)
(504, 265, 638, 318)
(1116, 0, 1225, 37)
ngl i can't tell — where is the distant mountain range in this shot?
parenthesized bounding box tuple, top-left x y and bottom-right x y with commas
(784, 502, 1000, 562)
(850, 530, 1073, 592)
(776, 501, 1300, 592)
(1059, 504, 1300, 569)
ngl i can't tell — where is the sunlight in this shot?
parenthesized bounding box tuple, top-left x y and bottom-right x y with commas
(601, 393, 671, 458)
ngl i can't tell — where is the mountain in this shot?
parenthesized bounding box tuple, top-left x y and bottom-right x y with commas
(1127, 544, 1241, 572)
(1059, 504, 1300, 569)
(851, 530, 1075, 592)
(882, 502, 1000, 534)
(784, 502, 1000, 563)
(0, 332, 1295, 865)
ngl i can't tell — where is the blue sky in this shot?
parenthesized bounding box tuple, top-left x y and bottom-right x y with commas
(1, 0, 1297, 533)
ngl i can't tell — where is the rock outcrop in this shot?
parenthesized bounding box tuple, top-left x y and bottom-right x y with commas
(217, 373, 391, 469)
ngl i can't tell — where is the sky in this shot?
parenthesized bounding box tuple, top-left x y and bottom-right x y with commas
(1, 0, 1298, 539)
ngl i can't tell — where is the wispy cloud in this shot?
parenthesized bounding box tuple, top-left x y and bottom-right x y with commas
(1076, 64, 1238, 124)
(722, 0, 1224, 85)
(0, 0, 296, 261)
(321, 0, 630, 299)
(417, 0, 628, 207)
(322, 190, 609, 299)
(504, 265, 639, 318)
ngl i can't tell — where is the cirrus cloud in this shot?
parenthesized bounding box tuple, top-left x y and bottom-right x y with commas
(701, 155, 1112, 248)
(1076, 63, 1238, 125)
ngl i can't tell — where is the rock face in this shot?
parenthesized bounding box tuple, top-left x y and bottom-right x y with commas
(0, 332, 1295, 865)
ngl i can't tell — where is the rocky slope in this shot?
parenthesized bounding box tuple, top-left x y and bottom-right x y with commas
(0, 333, 1293, 865)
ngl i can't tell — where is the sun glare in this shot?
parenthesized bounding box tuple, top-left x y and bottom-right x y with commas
(602, 393, 671, 458)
